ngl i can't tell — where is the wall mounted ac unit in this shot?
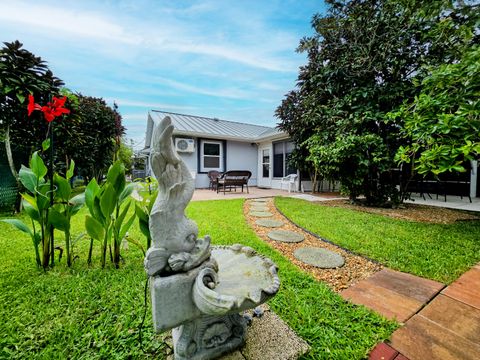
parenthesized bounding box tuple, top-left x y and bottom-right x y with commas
(175, 138, 195, 153)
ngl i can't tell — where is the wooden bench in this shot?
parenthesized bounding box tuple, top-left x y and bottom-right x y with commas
(217, 170, 252, 194)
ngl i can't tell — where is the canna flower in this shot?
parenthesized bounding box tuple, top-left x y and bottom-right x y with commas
(27, 95, 70, 122)
(27, 94, 41, 116)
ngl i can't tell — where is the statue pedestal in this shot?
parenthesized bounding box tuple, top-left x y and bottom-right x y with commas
(172, 314, 247, 360)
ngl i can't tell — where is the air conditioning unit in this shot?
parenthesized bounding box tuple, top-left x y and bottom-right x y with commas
(175, 138, 195, 153)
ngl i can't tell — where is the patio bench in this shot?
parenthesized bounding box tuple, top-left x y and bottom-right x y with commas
(217, 170, 252, 194)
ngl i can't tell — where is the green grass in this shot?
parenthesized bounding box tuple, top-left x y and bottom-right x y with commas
(275, 197, 480, 284)
(0, 199, 397, 359)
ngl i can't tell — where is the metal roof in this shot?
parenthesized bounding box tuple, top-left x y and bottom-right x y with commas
(148, 110, 285, 143)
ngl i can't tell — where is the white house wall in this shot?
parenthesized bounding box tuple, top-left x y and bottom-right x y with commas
(174, 138, 258, 188)
(226, 140, 258, 186)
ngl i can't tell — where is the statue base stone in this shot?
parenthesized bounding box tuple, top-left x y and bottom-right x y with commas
(172, 314, 247, 360)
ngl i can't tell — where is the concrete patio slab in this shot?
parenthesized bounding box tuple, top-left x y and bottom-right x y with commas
(406, 194, 480, 212)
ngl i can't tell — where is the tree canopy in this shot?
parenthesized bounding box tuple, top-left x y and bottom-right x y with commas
(276, 0, 479, 205)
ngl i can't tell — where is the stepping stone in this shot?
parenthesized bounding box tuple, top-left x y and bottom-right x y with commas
(252, 198, 269, 202)
(255, 219, 284, 228)
(267, 230, 304, 243)
(251, 206, 269, 212)
(293, 247, 345, 268)
(249, 211, 273, 218)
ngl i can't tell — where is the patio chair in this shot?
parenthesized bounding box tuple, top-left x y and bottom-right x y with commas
(281, 174, 298, 193)
(207, 170, 221, 191)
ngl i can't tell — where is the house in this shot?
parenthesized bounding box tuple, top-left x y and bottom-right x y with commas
(143, 110, 304, 190)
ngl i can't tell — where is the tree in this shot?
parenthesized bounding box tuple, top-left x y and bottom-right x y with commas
(117, 138, 133, 175)
(392, 45, 480, 176)
(73, 95, 125, 182)
(0, 41, 63, 183)
(276, 0, 479, 205)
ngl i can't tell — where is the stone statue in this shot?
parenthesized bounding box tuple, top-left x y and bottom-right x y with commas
(144, 116, 210, 276)
(145, 116, 280, 360)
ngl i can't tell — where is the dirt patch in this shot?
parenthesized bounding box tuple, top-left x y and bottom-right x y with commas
(244, 199, 382, 292)
(316, 200, 479, 224)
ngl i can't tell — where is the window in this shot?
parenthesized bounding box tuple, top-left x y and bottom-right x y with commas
(200, 140, 223, 172)
(273, 140, 296, 178)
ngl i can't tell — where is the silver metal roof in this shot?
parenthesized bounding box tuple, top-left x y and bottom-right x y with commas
(148, 110, 285, 143)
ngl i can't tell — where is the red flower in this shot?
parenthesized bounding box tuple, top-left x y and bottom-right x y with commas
(27, 95, 41, 116)
(27, 95, 70, 122)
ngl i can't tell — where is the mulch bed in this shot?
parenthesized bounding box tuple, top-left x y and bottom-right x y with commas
(316, 199, 479, 224)
(244, 199, 382, 292)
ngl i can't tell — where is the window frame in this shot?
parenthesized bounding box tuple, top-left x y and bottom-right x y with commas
(198, 139, 225, 173)
(272, 140, 296, 178)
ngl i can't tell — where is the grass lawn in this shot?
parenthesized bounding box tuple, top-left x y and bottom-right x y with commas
(0, 199, 396, 359)
(275, 197, 480, 284)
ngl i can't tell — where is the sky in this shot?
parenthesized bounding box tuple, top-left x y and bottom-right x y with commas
(0, 0, 327, 149)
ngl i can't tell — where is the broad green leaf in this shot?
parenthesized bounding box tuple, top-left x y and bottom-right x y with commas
(21, 193, 38, 209)
(66, 160, 75, 180)
(85, 179, 100, 214)
(42, 139, 51, 151)
(19, 165, 37, 193)
(115, 202, 131, 234)
(70, 193, 85, 206)
(135, 204, 148, 222)
(107, 161, 125, 195)
(54, 174, 71, 201)
(139, 218, 150, 239)
(30, 152, 48, 179)
(48, 209, 69, 231)
(119, 213, 136, 245)
(23, 200, 40, 221)
(1, 219, 33, 237)
(100, 184, 116, 218)
(33, 232, 41, 246)
(119, 183, 134, 205)
(85, 215, 105, 241)
(93, 196, 105, 225)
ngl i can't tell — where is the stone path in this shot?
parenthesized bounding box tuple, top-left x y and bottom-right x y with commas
(245, 198, 381, 292)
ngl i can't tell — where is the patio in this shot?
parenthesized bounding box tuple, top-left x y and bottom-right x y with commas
(192, 187, 298, 201)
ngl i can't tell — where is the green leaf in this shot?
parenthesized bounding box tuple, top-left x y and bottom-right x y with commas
(23, 200, 40, 221)
(30, 152, 48, 179)
(135, 204, 148, 222)
(85, 179, 100, 214)
(119, 213, 136, 245)
(66, 160, 75, 180)
(85, 215, 105, 241)
(1, 219, 33, 237)
(48, 209, 69, 232)
(100, 184, 116, 218)
(21, 193, 38, 209)
(119, 183, 134, 205)
(16, 93, 25, 103)
(107, 161, 126, 195)
(115, 202, 131, 235)
(42, 139, 51, 151)
(54, 173, 71, 201)
(19, 165, 37, 193)
(139, 218, 150, 240)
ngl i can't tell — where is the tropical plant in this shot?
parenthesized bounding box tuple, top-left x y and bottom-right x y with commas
(134, 177, 158, 252)
(1, 152, 84, 268)
(84, 160, 135, 268)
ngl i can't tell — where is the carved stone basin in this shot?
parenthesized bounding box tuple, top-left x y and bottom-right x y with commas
(193, 245, 280, 316)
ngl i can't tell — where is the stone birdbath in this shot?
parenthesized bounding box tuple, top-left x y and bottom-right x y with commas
(144, 116, 280, 360)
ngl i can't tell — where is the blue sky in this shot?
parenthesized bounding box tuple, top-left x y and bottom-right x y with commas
(0, 1, 327, 149)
